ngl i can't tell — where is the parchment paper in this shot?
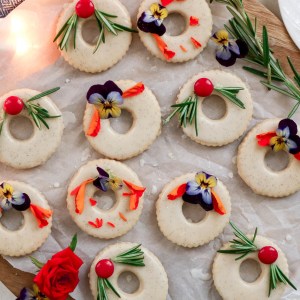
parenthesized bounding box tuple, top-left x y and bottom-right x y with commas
(0, 0, 299, 299)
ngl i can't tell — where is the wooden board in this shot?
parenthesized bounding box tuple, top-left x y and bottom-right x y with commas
(1, 0, 299, 297)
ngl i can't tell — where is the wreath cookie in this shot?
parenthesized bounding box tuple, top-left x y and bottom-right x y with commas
(156, 171, 231, 247)
(67, 159, 146, 239)
(237, 118, 300, 197)
(54, 0, 136, 73)
(83, 80, 161, 160)
(0, 88, 63, 169)
(213, 222, 297, 299)
(164, 70, 253, 146)
(137, 0, 212, 62)
(0, 181, 52, 256)
(89, 243, 168, 300)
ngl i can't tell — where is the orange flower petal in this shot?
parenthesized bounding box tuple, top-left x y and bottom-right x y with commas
(122, 82, 145, 98)
(71, 179, 94, 214)
(87, 107, 101, 137)
(30, 204, 52, 228)
(256, 132, 276, 147)
(180, 45, 187, 52)
(123, 180, 146, 210)
(191, 37, 202, 48)
(119, 212, 127, 222)
(152, 34, 176, 60)
(167, 183, 187, 200)
(107, 222, 115, 228)
(189, 16, 199, 26)
(212, 190, 226, 215)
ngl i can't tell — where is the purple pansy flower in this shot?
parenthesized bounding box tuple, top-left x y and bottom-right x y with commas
(270, 118, 300, 154)
(137, 3, 168, 36)
(211, 29, 248, 67)
(93, 167, 123, 192)
(182, 172, 217, 211)
(86, 81, 124, 119)
(17, 285, 48, 300)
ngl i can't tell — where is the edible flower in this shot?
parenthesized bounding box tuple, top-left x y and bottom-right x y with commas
(87, 81, 124, 119)
(182, 172, 217, 211)
(137, 3, 168, 36)
(257, 119, 300, 160)
(93, 167, 123, 192)
(211, 29, 248, 67)
(17, 284, 49, 300)
(123, 180, 146, 210)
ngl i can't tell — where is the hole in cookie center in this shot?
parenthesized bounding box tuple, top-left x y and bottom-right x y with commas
(93, 190, 117, 211)
(239, 259, 262, 283)
(82, 19, 99, 45)
(201, 95, 227, 120)
(264, 149, 290, 172)
(0, 209, 24, 231)
(117, 271, 140, 294)
(9, 115, 34, 140)
(182, 202, 206, 223)
(164, 12, 186, 36)
(110, 109, 133, 134)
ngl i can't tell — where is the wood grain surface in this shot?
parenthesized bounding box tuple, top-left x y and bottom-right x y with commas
(1, 0, 299, 298)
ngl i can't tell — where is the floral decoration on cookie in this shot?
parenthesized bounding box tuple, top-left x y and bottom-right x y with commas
(167, 171, 226, 214)
(70, 166, 146, 228)
(256, 118, 300, 160)
(211, 29, 248, 67)
(0, 88, 60, 134)
(54, 0, 137, 53)
(0, 182, 52, 228)
(17, 235, 83, 300)
(164, 77, 245, 135)
(86, 81, 145, 137)
(95, 244, 144, 300)
(217, 222, 297, 296)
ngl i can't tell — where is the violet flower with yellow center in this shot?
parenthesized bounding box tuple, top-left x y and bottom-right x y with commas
(182, 172, 217, 211)
(137, 3, 168, 36)
(93, 167, 123, 192)
(211, 29, 248, 67)
(87, 81, 124, 119)
(17, 284, 49, 300)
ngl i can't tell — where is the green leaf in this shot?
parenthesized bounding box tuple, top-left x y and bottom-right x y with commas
(243, 66, 284, 82)
(112, 244, 145, 266)
(287, 56, 300, 87)
(262, 26, 270, 67)
(27, 87, 60, 102)
(69, 234, 77, 251)
(53, 15, 72, 42)
(288, 102, 300, 119)
(276, 265, 297, 290)
(104, 279, 121, 298)
(215, 88, 245, 109)
(0, 113, 6, 135)
(261, 81, 300, 100)
(95, 10, 117, 35)
(112, 23, 138, 33)
(98, 10, 118, 18)
(30, 256, 44, 269)
(73, 15, 78, 49)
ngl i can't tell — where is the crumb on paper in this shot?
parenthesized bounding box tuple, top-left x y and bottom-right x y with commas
(65, 78, 71, 83)
(228, 172, 233, 179)
(181, 134, 187, 139)
(139, 159, 145, 167)
(81, 148, 91, 162)
(168, 152, 175, 159)
(151, 185, 157, 194)
(190, 269, 211, 281)
(53, 182, 60, 188)
(285, 234, 292, 242)
(152, 162, 158, 167)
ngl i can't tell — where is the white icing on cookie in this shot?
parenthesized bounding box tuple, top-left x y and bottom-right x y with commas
(156, 173, 231, 247)
(83, 80, 161, 160)
(0, 89, 63, 169)
(56, 0, 132, 73)
(89, 242, 168, 300)
(0, 181, 52, 257)
(237, 118, 300, 197)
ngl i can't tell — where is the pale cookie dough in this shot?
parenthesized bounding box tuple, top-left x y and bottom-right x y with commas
(83, 80, 161, 160)
(67, 159, 144, 239)
(213, 235, 289, 300)
(237, 118, 300, 197)
(89, 242, 168, 300)
(56, 0, 132, 73)
(177, 70, 253, 146)
(0, 181, 52, 257)
(137, 0, 212, 62)
(156, 173, 231, 247)
(0, 89, 63, 169)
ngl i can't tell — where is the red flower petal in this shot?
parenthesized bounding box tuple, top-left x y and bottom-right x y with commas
(161, 0, 173, 5)
(212, 190, 226, 215)
(87, 107, 101, 137)
(167, 183, 187, 200)
(89, 198, 97, 206)
(191, 37, 202, 48)
(189, 16, 199, 26)
(107, 222, 115, 228)
(294, 152, 300, 160)
(256, 131, 276, 147)
(30, 204, 52, 228)
(88, 218, 103, 228)
(152, 34, 176, 60)
(122, 82, 145, 98)
(122, 180, 146, 210)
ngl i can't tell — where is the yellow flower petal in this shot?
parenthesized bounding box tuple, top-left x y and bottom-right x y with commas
(109, 177, 122, 191)
(2, 183, 14, 199)
(195, 172, 206, 185)
(270, 136, 285, 152)
(206, 176, 217, 188)
(150, 3, 160, 14)
(110, 105, 122, 118)
(212, 29, 229, 46)
(159, 8, 168, 19)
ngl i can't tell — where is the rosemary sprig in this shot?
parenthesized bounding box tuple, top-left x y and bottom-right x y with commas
(112, 244, 145, 266)
(30, 256, 44, 270)
(214, 87, 245, 108)
(0, 113, 6, 135)
(97, 277, 120, 300)
(211, 0, 300, 118)
(218, 222, 258, 260)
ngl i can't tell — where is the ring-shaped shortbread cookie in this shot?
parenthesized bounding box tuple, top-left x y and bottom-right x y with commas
(89, 242, 168, 300)
(0, 89, 64, 169)
(237, 118, 300, 197)
(176, 70, 253, 146)
(213, 235, 288, 300)
(0, 181, 52, 257)
(67, 159, 145, 239)
(56, 0, 132, 73)
(156, 173, 231, 247)
(83, 80, 161, 160)
(137, 0, 212, 62)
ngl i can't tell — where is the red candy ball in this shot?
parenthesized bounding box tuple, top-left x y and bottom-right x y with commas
(194, 78, 214, 97)
(258, 246, 278, 265)
(95, 259, 114, 278)
(75, 0, 95, 18)
(3, 96, 24, 115)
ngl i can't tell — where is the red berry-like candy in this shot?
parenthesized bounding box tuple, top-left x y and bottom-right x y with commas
(3, 96, 24, 115)
(95, 259, 114, 278)
(258, 246, 278, 264)
(194, 78, 214, 97)
(75, 0, 95, 18)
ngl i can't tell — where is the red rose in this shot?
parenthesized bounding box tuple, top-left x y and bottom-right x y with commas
(33, 247, 83, 300)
